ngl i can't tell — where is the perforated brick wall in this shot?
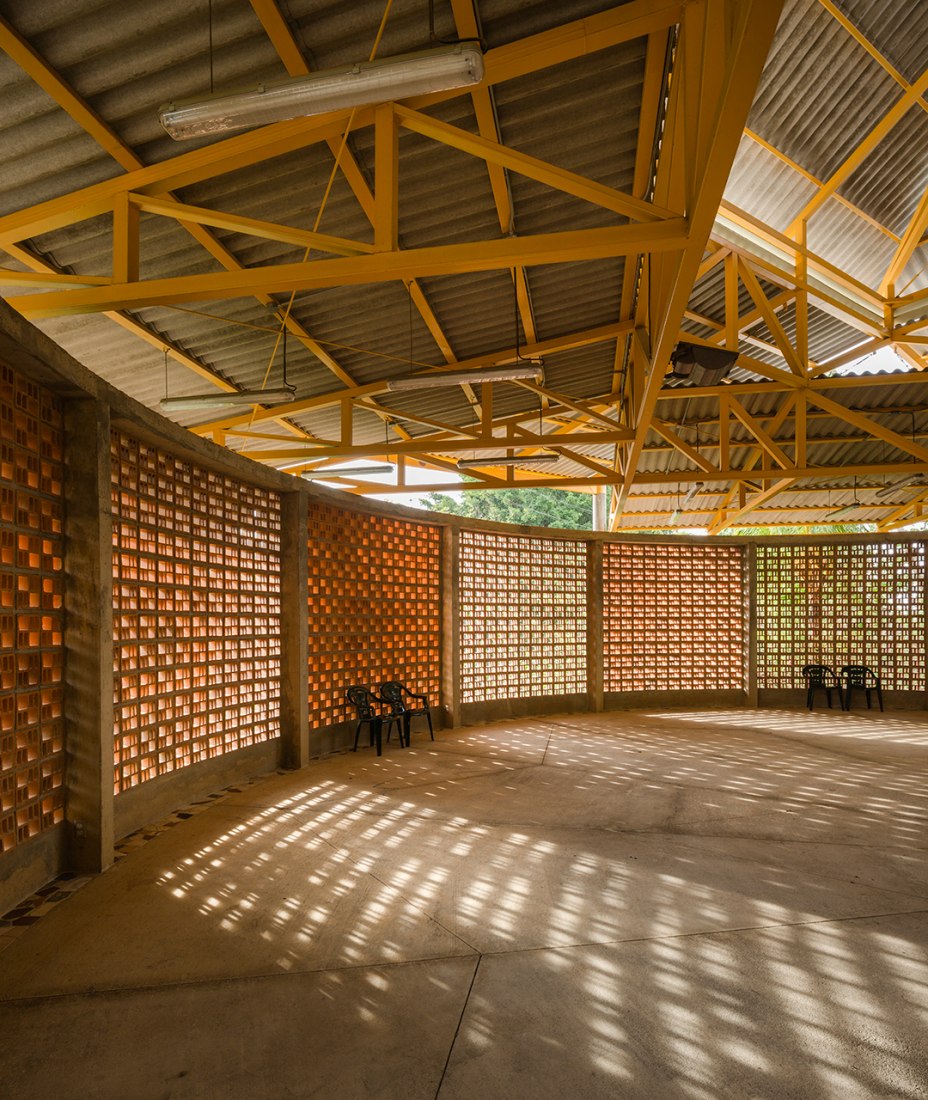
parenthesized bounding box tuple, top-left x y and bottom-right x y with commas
(111, 432, 281, 794)
(603, 542, 746, 692)
(756, 542, 927, 690)
(459, 530, 586, 703)
(307, 504, 440, 728)
(0, 367, 64, 853)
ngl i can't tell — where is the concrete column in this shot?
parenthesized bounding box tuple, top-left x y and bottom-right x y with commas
(586, 539, 604, 712)
(63, 398, 114, 873)
(592, 488, 607, 532)
(746, 543, 759, 707)
(440, 526, 461, 728)
(279, 491, 309, 768)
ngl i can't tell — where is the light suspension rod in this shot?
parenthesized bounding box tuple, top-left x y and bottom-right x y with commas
(456, 453, 558, 469)
(160, 44, 484, 140)
(388, 364, 543, 390)
(160, 389, 296, 411)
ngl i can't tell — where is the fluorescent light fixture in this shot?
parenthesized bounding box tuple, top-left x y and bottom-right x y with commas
(301, 465, 393, 479)
(387, 363, 542, 390)
(681, 481, 704, 506)
(456, 453, 558, 470)
(160, 389, 295, 411)
(875, 475, 927, 498)
(160, 44, 484, 140)
(826, 503, 860, 519)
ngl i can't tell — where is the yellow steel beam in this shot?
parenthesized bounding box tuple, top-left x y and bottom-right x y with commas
(133, 194, 375, 256)
(617, 0, 784, 516)
(0, 14, 141, 173)
(616, 28, 671, 389)
(815, 0, 928, 120)
(1, 3, 684, 250)
(742, 128, 901, 244)
(112, 192, 139, 285)
(0, 268, 111, 288)
(0, 110, 359, 249)
(882, 187, 928, 294)
(330, 459, 928, 494)
(786, 67, 928, 236)
(241, 428, 635, 461)
(705, 393, 797, 528)
(709, 477, 797, 533)
(720, 201, 884, 309)
(2, 241, 241, 394)
(394, 105, 682, 223)
(804, 390, 928, 462)
(14, 222, 689, 318)
(484, 0, 684, 87)
(0, 14, 357, 402)
(374, 104, 400, 253)
(736, 257, 805, 375)
(450, 0, 538, 350)
(649, 420, 719, 473)
(726, 397, 794, 468)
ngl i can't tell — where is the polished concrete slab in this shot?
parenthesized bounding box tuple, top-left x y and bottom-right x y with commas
(1, 708, 927, 1099)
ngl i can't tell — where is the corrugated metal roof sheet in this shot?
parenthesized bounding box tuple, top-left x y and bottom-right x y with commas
(2, 0, 928, 530)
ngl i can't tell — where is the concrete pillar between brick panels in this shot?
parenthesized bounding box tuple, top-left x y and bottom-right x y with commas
(586, 539, 604, 712)
(440, 525, 461, 729)
(279, 491, 309, 768)
(63, 398, 114, 873)
(746, 543, 759, 706)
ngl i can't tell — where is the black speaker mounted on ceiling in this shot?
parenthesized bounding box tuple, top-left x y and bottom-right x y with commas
(668, 343, 738, 386)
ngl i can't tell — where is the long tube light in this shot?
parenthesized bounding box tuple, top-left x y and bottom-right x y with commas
(826, 503, 861, 519)
(160, 44, 484, 140)
(301, 465, 393, 479)
(456, 453, 558, 469)
(160, 389, 295, 411)
(388, 364, 542, 390)
(875, 475, 927, 498)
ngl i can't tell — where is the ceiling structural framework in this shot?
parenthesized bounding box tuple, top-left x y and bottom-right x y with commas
(2, 0, 928, 533)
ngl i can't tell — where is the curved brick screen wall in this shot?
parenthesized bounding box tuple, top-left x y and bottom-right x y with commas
(307, 503, 441, 728)
(756, 542, 927, 691)
(111, 431, 281, 794)
(603, 542, 747, 692)
(459, 530, 587, 703)
(0, 367, 64, 852)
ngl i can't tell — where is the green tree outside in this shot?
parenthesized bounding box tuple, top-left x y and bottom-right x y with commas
(422, 486, 593, 530)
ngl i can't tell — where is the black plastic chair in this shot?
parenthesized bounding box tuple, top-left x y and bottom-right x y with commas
(840, 665, 884, 712)
(801, 664, 843, 710)
(379, 681, 435, 745)
(345, 686, 393, 756)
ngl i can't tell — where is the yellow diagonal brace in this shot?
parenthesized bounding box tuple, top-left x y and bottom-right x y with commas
(709, 477, 797, 533)
(786, 67, 928, 236)
(394, 105, 681, 223)
(737, 258, 805, 375)
(650, 420, 719, 474)
(881, 186, 928, 294)
(0, 15, 140, 173)
(133, 194, 374, 256)
(0, 269, 111, 288)
(726, 398, 794, 468)
(805, 390, 928, 462)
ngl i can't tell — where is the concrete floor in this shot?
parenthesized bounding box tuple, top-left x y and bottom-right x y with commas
(2, 707, 927, 1099)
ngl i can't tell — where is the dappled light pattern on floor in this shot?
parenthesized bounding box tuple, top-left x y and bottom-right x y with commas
(1, 708, 927, 1098)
